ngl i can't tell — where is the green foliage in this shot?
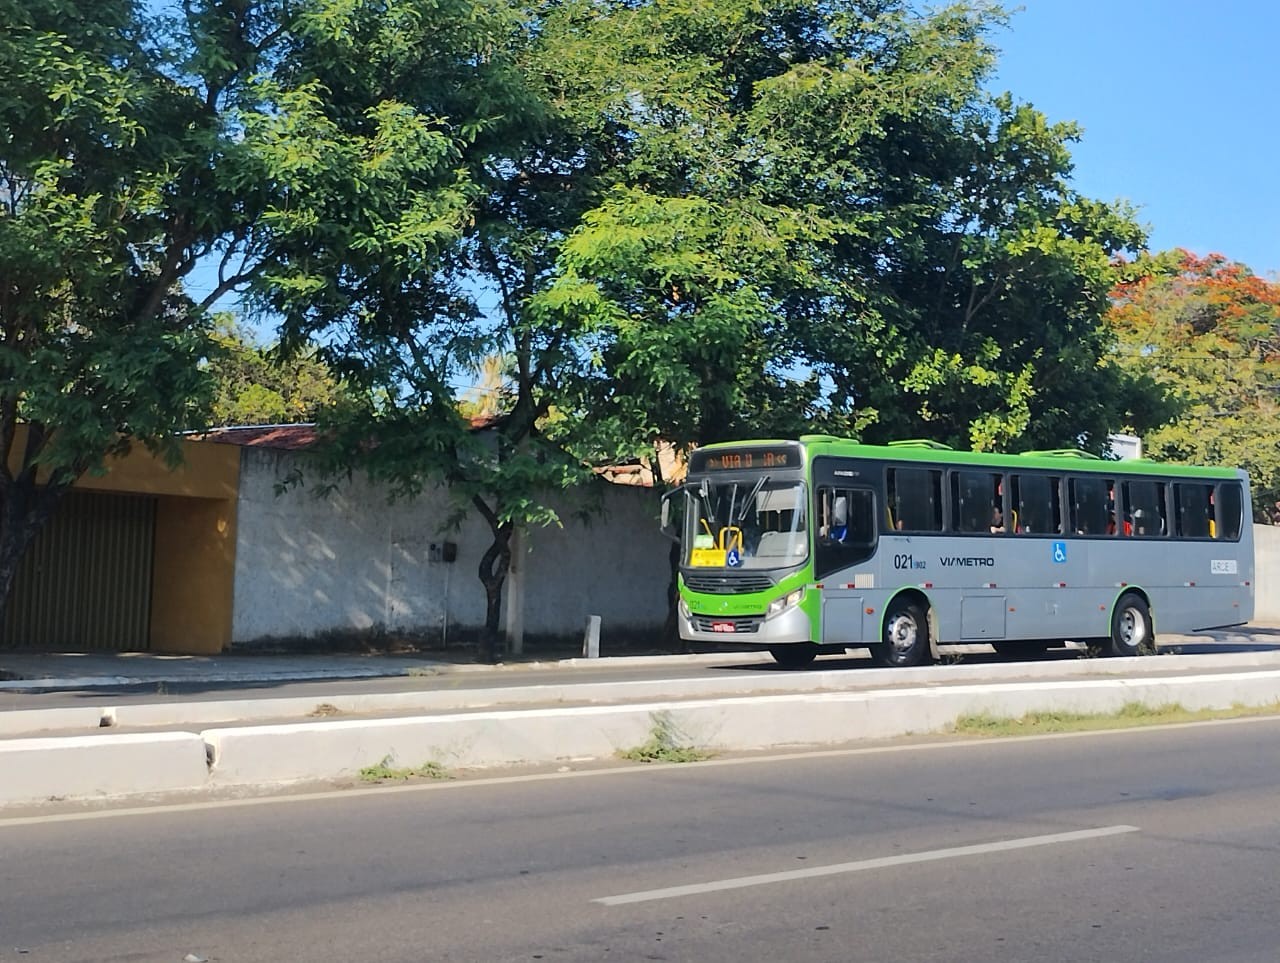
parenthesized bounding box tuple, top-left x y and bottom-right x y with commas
(1107, 250, 1280, 513)
(529, 0, 1146, 462)
(952, 701, 1280, 737)
(619, 711, 713, 764)
(206, 317, 342, 426)
(0, 0, 506, 617)
(359, 755, 452, 782)
(0, 0, 227, 609)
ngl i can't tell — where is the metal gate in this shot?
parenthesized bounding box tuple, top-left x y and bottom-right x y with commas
(1, 491, 156, 650)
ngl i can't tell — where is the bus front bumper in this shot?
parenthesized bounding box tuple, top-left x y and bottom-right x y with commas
(678, 604, 812, 646)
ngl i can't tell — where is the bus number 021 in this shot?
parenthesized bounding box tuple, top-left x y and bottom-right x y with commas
(894, 554, 925, 571)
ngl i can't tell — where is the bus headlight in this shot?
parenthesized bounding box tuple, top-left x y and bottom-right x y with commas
(678, 598, 691, 620)
(767, 589, 804, 619)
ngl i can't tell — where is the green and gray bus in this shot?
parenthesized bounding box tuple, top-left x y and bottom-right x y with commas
(662, 436, 1255, 667)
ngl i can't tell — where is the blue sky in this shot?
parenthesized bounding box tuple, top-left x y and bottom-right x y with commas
(991, 1, 1279, 277)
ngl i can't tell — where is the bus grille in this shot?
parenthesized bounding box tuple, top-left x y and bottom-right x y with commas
(683, 573, 775, 594)
(690, 616, 764, 634)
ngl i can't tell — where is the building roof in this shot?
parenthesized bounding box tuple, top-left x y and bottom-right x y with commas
(197, 424, 319, 451)
(196, 415, 506, 452)
(197, 421, 684, 488)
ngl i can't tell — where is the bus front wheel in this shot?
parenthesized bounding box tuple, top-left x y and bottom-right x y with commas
(874, 600, 931, 667)
(1108, 594, 1154, 657)
(770, 643, 818, 668)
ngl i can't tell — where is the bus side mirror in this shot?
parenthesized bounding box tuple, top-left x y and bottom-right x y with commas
(660, 489, 681, 542)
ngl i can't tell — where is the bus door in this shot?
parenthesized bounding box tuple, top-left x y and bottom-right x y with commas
(814, 484, 877, 645)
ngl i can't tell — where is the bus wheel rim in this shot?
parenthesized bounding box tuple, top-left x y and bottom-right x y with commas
(1120, 607, 1145, 647)
(888, 613, 917, 652)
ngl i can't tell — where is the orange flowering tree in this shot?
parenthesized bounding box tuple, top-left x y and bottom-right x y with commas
(1107, 249, 1280, 517)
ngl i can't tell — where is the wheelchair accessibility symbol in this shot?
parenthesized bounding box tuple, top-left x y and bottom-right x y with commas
(1052, 541, 1067, 564)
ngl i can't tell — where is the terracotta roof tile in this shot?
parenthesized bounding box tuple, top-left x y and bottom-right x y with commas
(196, 424, 319, 451)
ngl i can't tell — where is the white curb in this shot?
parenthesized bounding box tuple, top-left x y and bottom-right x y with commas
(0, 732, 209, 806)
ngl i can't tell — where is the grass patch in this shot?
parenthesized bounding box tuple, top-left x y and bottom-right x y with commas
(619, 711, 714, 764)
(359, 756, 452, 782)
(954, 700, 1280, 737)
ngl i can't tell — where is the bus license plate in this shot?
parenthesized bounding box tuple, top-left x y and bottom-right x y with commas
(711, 621, 736, 633)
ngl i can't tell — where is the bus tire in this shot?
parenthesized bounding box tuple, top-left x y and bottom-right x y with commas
(770, 643, 818, 668)
(874, 599, 931, 667)
(1108, 594, 1154, 657)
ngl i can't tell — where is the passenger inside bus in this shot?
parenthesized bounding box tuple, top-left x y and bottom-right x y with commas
(1107, 512, 1133, 536)
(826, 496, 848, 542)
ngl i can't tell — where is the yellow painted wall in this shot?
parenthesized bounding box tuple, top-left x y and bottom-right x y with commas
(8, 428, 241, 654)
(150, 496, 237, 654)
(7, 427, 239, 499)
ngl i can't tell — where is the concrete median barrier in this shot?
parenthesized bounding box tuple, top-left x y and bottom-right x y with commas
(202, 669, 1280, 790)
(0, 707, 108, 738)
(0, 731, 209, 807)
(203, 706, 659, 787)
(5, 668, 1280, 807)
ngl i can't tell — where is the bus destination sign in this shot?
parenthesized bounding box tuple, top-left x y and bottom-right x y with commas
(694, 445, 798, 473)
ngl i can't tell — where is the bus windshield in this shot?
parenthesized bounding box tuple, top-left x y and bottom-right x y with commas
(684, 478, 808, 570)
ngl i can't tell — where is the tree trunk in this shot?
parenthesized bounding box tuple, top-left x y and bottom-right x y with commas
(0, 480, 64, 639)
(474, 496, 514, 663)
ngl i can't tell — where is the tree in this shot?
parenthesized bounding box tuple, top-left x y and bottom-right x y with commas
(0, 0, 221, 613)
(534, 0, 1148, 466)
(1107, 249, 1280, 516)
(0, 0, 498, 624)
(206, 317, 341, 426)
(252, 0, 584, 658)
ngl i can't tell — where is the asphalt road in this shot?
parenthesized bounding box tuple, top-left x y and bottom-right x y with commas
(4, 717, 1280, 962)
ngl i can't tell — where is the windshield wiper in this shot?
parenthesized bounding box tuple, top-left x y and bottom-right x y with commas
(698, 477, 717, 527)
(737, 475, 770, 523)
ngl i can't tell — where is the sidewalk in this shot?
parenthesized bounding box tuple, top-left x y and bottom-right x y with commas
(0, 650, 458, 692)
(2, 624, 1278, 693)
(0, 638, 707, 693)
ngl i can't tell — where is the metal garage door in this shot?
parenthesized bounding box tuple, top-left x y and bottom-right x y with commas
(1, 491, 156, 651)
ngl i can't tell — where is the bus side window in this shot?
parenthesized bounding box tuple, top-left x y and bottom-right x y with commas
(1123, 480, 1167, 537)
(888, 466, 942, 532)
(815, 487, 877, 578)
(1069, 476, 1112, 535)
(1012, 474, 1061, 535)
(950, 470, 1001, 534)
(1174, 482, 1213, 538)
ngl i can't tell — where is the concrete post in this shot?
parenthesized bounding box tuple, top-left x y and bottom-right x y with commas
(504, 530, 525, 655)
(583, 615, 602, 658)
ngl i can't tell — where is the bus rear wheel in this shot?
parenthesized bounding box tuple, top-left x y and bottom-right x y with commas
(1108, 594, 1154, 657)
(770, 643, 818, 668)
(874, 600, 931, 667)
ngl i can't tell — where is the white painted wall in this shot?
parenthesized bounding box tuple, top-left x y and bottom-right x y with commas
(516, 486, 673, 640)
(1254, 524, 1280, 622)
(231, 448, 670, 646)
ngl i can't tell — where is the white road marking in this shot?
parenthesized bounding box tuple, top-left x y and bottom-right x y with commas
(594, 824, 1141, 906)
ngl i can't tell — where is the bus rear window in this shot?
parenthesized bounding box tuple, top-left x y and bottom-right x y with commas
(1217, 482, 1244, 540)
